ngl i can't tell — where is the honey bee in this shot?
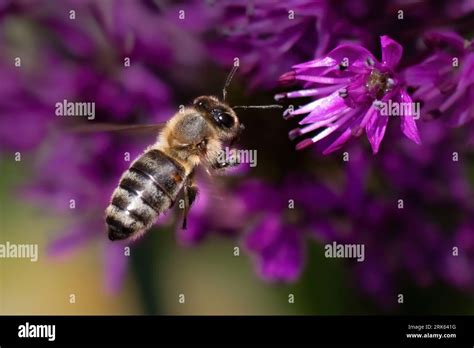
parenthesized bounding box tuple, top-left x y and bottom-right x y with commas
(106, 93, 249, 241)
(74, 65, 282, 241)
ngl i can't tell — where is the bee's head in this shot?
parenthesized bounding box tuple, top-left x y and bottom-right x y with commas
(193, 95, 244, 142)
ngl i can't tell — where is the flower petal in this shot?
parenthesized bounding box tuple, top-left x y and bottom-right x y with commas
(424, 31, 466, 53)
(297, 107, 354, 150)
(322, 127, 352, 154)
(246, 214, 281, 252)
(365, 109, 388, 154)
(380, 35, 403, 69)
(259, 230, 303, 282)
(293, 56, 337, 69)
(246, 219, 304, 282)
(399, 90, 421, 144)
(297, 90, 347, 123)
(402, 52, 451, 85)
(292, 43, 377, 82)
(326, 43, 377, 68)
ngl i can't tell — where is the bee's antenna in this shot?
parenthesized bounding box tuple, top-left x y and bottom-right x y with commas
(232, 104, 283, 110)
(222, 64, 239, 101)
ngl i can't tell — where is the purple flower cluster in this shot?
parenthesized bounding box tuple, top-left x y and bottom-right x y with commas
(336, 123, 474, 305)
(215, 0, 474, 305)
(238, 177, 338, 281)
(207, 0, 368, 89)
(277, 36, 420, 154)
(404, 31, 474, 129)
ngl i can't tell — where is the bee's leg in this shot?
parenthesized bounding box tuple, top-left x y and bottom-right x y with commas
(182, 176, 198, 230)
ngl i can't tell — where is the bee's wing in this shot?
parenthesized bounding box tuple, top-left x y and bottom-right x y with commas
(66, 122, 167, 134)
(194, 168, 233, 201)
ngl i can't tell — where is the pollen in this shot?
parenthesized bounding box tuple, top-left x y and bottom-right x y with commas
(366, 69, 396, 99)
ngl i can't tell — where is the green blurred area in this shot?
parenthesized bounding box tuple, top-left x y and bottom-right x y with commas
(1, 157, 474, 315)
(0, 156, 139, 314)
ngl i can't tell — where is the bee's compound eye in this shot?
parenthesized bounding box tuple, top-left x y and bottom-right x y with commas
(218, 112, 234, 128)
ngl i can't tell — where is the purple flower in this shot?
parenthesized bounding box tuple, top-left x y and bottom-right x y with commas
(246, 214, 303, 281)
(239, 178, 338, 282)
(403, 31, 474, 129)
(176, 177, 247, 247)
(208, 0, 369, 89)
(324, 123, 474, 306)
(0, 49, 80, 150)
(278, 35, 421, 154)
(207, 0, 326, 89)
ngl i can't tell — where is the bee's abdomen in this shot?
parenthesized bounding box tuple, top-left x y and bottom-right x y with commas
(106, 149, 186, 241)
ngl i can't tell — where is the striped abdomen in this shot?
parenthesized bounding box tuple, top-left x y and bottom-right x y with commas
(106, 148, 186, 241)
